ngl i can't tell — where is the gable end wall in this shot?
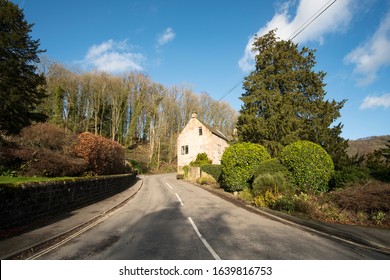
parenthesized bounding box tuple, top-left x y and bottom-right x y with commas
(177, 118, 229, 173)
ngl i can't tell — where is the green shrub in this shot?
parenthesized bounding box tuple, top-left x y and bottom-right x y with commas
(183, 165, 189, 179)
(196, 172, 217, 185)
(271, 195, 296, 213)
(370, 169, 390, 182)
(197, 176, 213, 185)
(280, 140, 334, 194)
(251, 158, 294, 194)
(252, 172, 291, 196)
(252, 158, 289, 178)
(129, 159, 146, 174)
(201, 164, 222, 182)
(190, 153, 212, 167)
(253, 190, 278, 207)
(329, 166, 370, 190)
(270, 193, 315, 214)
(221, 142, 271, 192)
(371, 211, 386, 225)
(237, 187, 254, 202)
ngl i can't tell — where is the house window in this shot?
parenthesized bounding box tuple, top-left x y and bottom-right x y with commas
(181, 145, 189, 155)
(199, 127, 203, 136)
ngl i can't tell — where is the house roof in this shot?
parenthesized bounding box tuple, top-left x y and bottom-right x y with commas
(179, 112, 230, 143)
(196, 118, 230, 142)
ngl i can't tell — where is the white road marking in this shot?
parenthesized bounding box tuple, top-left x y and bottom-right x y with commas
(175, 193, 184, 206)
(188, 217, 221, 260)
(165, 182, 183, 206)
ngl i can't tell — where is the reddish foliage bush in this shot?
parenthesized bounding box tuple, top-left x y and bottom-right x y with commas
(13, 148, 88, 177)
(2, 125, 127, 177)
(72, 132, 126, 175)
(1, 124, 89, 177)
(19, 123, 73, 151)
(0, 147, 19, 173)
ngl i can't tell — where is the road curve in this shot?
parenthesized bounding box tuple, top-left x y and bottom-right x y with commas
(38, 173, 389, 260)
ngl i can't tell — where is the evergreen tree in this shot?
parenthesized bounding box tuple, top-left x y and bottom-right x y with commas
(0, 0, 47, 134)
(237, 30, 348, 165)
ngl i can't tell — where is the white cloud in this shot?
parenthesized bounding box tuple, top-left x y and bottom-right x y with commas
(86, 40, 113, 59)
(83, 39, 145, 73)
(157, 27, 176, 47)
(344, 11, 390, 86)
(239, 0, 353, 72)
(360, 93, 390, 110)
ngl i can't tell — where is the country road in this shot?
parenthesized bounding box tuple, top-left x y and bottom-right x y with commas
(37, 173, 389, 260)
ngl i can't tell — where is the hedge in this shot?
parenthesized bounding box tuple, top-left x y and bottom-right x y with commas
(200, 164, 222, 182)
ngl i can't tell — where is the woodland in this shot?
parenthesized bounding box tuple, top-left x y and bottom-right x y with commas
(39, 62, 238, 169)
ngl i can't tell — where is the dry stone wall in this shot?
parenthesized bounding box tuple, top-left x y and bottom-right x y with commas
(0, 174, 136, 229)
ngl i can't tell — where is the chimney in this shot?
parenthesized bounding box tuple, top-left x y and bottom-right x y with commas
(191, 112, 197, 118)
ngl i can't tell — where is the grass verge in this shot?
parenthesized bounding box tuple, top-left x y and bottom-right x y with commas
(0, 176, 76, 187)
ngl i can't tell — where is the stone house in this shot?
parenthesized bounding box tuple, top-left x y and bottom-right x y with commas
(177, 112, 230, 173)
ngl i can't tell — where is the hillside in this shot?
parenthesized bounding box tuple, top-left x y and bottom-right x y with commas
(347, 135, 390, 157)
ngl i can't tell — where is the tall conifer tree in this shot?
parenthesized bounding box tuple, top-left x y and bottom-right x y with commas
(237, 30, 348, 165)
(0, 0, 47, 134)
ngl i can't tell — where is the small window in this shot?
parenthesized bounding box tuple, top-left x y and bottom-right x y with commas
(199, 127, 203, 136)
(181, 145, 189, 155)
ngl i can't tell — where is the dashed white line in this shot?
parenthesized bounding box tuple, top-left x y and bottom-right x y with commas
(175, 193, 184, 206)
(188, 217, 221, 260)
(165, 182, 183, 206)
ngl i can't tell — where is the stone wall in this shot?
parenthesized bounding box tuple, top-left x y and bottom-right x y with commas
(188, 166, 201, 181)
(0, 174, 137, 229)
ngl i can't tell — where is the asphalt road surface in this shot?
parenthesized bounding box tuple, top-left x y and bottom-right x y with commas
(37, 173, 389, 260)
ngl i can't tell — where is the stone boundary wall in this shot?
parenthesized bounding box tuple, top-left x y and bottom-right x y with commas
(0, 173, 137, 229)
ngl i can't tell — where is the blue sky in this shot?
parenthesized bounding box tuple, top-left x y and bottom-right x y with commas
(13, 0, 390, 140)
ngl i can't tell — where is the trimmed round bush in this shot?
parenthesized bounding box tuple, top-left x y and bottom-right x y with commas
(221, 142, 271, 192)
(280, 140, 334, 193)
